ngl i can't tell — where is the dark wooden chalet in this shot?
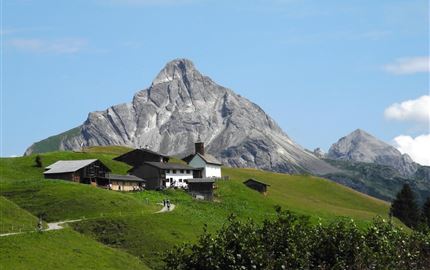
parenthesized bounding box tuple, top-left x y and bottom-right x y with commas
(186, 178, 215, 200)
(114, 148, 170, 167)
(243, 178, 270, 194)
(44, 159, 110, 185)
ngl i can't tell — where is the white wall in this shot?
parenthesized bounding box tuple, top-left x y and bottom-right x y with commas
(164, 171, 193, 188)
(189, 155, 221, 178)
(204, 164, 221, 178)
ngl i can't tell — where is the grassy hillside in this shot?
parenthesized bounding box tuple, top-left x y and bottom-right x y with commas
(0, 147, 399, 269)
(0, 150, 157, 221)
(0, 196, 39, 234)
(25, 126, 82, 155)
(0, 229, 150, 270)
(73, 167, 394, 269)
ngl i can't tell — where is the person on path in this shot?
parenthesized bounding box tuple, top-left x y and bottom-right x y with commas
(37, 217, 43, 232)
(167, 200, 170, 211)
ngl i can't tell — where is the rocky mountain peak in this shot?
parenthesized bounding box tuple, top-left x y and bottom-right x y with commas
(152, 58, 201, 86)
(25, 58, 339, 175)
(327, 129, 418, 177)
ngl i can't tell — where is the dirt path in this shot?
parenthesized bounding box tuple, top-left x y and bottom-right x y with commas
(0, 219, 82, 237)
(155, 203, 176, 213)
(1, 203, 175, 237)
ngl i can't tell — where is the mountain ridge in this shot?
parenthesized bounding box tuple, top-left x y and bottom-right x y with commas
(25, 58, 338, 175)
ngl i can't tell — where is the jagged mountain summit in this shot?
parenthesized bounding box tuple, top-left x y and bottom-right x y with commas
(327, 129, 418, 177)
(25, 59, 338, 175)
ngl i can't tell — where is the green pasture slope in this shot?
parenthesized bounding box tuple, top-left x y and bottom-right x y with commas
(0, 146, 395, 269)
(0, 229, 150, 270)
(0, 196, 39, 234)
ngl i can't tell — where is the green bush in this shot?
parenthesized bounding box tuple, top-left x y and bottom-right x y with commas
(164, 209, 430, 270)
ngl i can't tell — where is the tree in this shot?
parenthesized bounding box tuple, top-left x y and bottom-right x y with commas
(422, 197, 430, 228)
(390, 184, 420, 228)
(35, 155, 43, 168)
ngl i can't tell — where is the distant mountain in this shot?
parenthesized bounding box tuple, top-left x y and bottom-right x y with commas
(324, 129, 429, 204)
(25, 59, 338, 175)
(327, 129, 418, 177)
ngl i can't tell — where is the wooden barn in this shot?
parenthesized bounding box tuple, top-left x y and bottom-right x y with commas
(186, 178, 215, 200)
(243, 179, 270, 195)
(114, 148, 170, 167)
(44, 159, 146, 192)
(44, 159, 110, 185)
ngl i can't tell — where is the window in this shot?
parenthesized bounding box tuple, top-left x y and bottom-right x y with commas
(172, 170, 177, 174)
(179, 179, 183, 182)
(180, 169, 184, 173)
(166, 169, 170, 174)
(186, 170, 190, 174)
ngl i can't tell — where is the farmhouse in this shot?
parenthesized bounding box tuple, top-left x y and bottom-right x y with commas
(187, 178, 215, 200)
(183, 142, 222, 178)
(44, 159, 110, 185)
(129, 162, 201, 190)
(44, 159, 145, 192)
(243, 178, 270, 194)
(114, 148, 170, 167)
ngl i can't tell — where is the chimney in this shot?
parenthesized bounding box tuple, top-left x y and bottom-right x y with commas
(195, 142, 205, 156)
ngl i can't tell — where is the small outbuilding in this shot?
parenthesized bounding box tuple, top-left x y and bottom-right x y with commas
(186, 178, 215, 201)
(243, 179, 270, 195)
(100, 173, 146, 192)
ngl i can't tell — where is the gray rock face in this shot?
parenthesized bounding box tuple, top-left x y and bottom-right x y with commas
(25, 59, 338, 175)
(313, 148, 326, 158)
(327, 129, 418, 177)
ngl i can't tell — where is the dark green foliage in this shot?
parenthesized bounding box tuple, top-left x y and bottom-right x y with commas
(422, 197, 430, 227)
(35, 155, 43, 167)
(165, 210, 430, 270)
(391, 184, 420, 228)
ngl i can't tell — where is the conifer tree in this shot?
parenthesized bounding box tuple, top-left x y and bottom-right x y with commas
(35, 155, 43, 168)
(390, 184, 420, 228)
(422, 197, 430, 227)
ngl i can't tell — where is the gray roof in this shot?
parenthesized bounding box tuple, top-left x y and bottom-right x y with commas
(243, 178, 270, 186)
(44, 159, 99, 174)
(194, 153, 222, 166)
(103, 174, 145, 182)
(143, 162, 199, 170)
(187, 178, 216, 183)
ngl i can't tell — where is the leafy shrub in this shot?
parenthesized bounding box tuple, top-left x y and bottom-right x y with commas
(164, 209, 430, 270)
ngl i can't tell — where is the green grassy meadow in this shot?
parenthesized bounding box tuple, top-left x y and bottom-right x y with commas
(0, 147, 397, 269)
(0, 229, 150, 270)
(0, 196, 39, 234)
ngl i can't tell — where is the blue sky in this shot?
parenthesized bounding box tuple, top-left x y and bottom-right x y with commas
(2, 0, 429, 163)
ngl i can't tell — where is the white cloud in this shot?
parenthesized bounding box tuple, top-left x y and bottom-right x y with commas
(393, 134, 430, 166)
(384, 95, 430, 123)
(383, 56, 429, 74)
(8, 38, 87, 54)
